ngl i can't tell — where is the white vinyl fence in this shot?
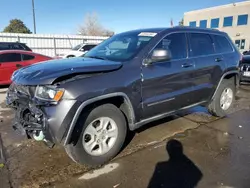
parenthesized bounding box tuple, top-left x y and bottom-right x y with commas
(0, 33, 108, 57)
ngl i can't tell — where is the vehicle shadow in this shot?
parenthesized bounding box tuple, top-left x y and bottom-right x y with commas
(148, 139, 203, 188)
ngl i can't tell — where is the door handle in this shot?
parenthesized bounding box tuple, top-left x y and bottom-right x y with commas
(215, 57, 223, 62)
(16, 64, 22, 68)
(181, 63, 193, 68)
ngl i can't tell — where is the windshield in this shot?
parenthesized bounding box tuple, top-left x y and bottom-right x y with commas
(72, 44, 82, 51)
(84, 32, 156, 61)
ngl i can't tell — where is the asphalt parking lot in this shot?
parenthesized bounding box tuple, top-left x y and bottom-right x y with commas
(1, 85, 250, 188)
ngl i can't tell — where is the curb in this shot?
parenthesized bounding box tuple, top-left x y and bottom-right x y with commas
(0, 133, 5, 167)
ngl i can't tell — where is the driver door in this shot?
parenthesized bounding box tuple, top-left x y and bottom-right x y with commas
(141, 32, 196, 118)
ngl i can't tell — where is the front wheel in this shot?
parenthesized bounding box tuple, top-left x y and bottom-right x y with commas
(65, 104, 127, 166)
(208, 79, 235, 117)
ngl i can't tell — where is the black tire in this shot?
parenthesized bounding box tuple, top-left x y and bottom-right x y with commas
(208, 79, 235, 117)
(65, 104, 127, 166)
(67, 55, 75, 58)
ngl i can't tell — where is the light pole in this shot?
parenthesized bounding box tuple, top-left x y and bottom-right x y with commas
(32, 0, 37, 34)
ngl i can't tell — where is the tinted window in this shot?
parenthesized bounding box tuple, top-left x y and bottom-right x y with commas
(189, 21, 196, 27)
(189, 33, 214, 57)
(12, 44, 24, 50)
(0, 43, 10, 50)
(155, 33, 187, 60)
(82, 45, 96, 51)
(211, 18, 219, 28)
(22, 54, 35, 60)
(237, 14, 248, 26)
(223, 16, 233, 27)
(0, 53, 21, 63)
(200, 20, 207, 28)
(214, 35, 233, 53)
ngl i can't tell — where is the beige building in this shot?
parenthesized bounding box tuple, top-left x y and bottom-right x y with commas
(184, 1, 250, 52)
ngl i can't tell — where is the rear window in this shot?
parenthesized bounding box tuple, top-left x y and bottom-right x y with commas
(22, 54, 35, 60)
(189, 33, 215, 57)
(214, 35, 233, 53)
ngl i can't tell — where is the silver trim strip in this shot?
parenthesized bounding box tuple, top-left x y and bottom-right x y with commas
(147, 97, 175, 107)
(134, 100, 206, 129)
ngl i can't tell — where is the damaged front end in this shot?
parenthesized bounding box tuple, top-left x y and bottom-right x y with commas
(6, 83, 57, 148)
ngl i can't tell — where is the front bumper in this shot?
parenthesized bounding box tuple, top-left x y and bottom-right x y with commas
(6, 84, 80, 145)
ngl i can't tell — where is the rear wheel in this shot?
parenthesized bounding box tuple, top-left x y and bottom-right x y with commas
(67, 55, 75, 58)
(65, 104, 127, 166)
(208, 79, 235, 117)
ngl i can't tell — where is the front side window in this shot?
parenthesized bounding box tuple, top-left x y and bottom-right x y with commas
(211, 18, 219, 28)
(223, 16, 233, 27)
(82, 45, 96, 51)
(0, 53, 21, 63)
(84, 32, 156, 61)
(189, 33, 214, 57)
(189, 21, 196, 27)
(200, 20, 207, 28)
(154, 33, 187, 60)
(214, 35, 233, 53)
(237, 14, 248, 25)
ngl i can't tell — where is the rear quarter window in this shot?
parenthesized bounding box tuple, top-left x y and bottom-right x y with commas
(22, 54, 35, 61)
(213, 35, 233, 53)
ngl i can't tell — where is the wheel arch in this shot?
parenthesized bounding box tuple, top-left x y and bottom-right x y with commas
(212, 71, 239, 100)
(64, 92, 135, 145)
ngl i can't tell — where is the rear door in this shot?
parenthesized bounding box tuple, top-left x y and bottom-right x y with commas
(0, 53, 22, 83)
(141, 32, 196, 118)
(187, 32, 226, 103)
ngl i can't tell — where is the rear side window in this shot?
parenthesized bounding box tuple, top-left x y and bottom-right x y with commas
(214, 35, 233, 53)
(189, 33, 214, 57)
(22, 54, 35, 60)
(0, 53, 21, 63)
(155, 33, 187, 60)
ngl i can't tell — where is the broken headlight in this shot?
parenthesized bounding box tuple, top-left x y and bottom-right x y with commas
(35, 86, 64, 102)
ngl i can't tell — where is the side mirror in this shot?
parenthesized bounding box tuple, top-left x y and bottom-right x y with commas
(145, 49, 171, 65)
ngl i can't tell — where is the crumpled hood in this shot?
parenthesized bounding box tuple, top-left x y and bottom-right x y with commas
(12, 57, 122, 85)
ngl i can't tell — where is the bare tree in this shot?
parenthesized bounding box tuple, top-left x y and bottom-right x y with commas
(78, 12, 114, 36)
(179, 18, 184, 26)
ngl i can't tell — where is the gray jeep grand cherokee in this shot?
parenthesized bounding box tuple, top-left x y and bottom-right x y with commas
(6, 27, 241, 165)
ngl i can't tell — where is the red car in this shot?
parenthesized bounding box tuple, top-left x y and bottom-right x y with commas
(0, 50, 52, 85)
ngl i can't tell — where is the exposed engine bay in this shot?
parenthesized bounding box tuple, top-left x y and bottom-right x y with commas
(6, 83, 54, 147)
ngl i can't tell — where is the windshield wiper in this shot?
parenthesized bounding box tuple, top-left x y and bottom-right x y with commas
(85, 56, 107, 60)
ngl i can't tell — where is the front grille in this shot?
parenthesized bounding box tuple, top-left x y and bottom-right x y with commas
(240, 64, 250, 72)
